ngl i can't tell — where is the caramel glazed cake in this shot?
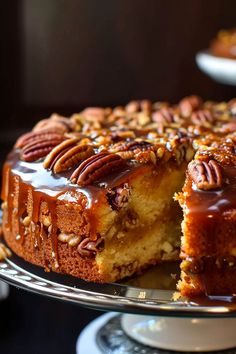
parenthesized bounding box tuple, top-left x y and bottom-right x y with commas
(2, 95, 236, 298)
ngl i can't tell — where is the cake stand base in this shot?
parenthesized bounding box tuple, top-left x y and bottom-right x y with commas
(76, 312, 236, 353)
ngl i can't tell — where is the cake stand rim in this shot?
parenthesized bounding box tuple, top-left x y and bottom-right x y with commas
(0, 256, 236, 318)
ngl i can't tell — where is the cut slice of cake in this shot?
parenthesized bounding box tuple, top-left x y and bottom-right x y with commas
(177, 134, 236, 296)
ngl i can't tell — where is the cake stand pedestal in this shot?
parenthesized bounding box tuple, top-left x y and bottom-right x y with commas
(77, 313, 236, 353)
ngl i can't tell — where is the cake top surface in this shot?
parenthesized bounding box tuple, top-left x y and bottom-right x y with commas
(6, 95, 236, 197)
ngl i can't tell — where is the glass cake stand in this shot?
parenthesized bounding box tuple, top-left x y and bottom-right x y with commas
(1, 253, 236, 353)
(196, 50, 236, 85)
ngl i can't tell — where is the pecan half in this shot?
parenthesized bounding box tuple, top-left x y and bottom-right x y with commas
(33, 114, 75, 133)
(188, 159, 223, 190)
(43, 138, 94, 173)
(179, 95, 203, 117)
(81, 107, 107, 123)
(15, 129, 65, 149)
(77, 237, 104, 257)
(21, 135, 66, 162)
(152, 107, 176, 124)
(70, 152, 125, 186)
(191, 110, 214, 126)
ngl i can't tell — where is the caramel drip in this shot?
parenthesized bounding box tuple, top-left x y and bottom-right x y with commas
(187, 165, 236, 217)
(16, 183, 29, 245)
(30, 189, 42, 249)
(1, 163, 10, 201)
(47, 198, 59, 268)
(7, 171, 14, 231)
(39, 222, 49, 270)
(1, 164, 10, 229)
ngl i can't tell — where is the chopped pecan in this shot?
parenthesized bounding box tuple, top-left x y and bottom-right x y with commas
(220, 121, 236, 133)
(70, 152, 125, 186)
(111, 130, 136, 142)
(43, 138, 94, 173)
(111, 140, 152, 153)
(179, 95, 203, 117)
(15, 129, 65, 149)
(107, 183, 131, 211)
(21, 135, 66, 162)
(125, 100, 152, 114)
(188, 159, 223, 190)
(116, 151, 134, 160)
(77, 237, 104, 257)
(191, 110, 214, 125)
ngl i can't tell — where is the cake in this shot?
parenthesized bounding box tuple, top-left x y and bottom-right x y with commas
(2, 96, 236, 297)
(210, 28, 236, 59)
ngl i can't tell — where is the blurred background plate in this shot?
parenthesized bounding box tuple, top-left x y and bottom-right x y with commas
(196, 50, 236, 86)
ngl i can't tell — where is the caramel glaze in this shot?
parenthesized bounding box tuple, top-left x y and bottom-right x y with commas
(1, 149, 146, 267)
(186, 165, 236, 219)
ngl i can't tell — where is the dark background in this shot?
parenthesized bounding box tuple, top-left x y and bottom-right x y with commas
(1, 1, 236, 353)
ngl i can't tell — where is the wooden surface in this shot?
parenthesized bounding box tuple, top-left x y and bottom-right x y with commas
(1, 0, 236, 132)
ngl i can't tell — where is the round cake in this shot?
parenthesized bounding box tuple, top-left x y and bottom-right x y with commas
(2, 96, 236, 297)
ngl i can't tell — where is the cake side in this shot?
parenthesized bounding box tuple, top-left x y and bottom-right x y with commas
(2, 153, 185, 282)
(177, 135, 236, 296)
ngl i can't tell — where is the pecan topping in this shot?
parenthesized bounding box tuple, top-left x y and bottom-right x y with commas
(228, 98, 236, 115)
(140, 99, 152, 113)
(81, 107, 106, 123)
(125, 100, 152, 114)
(21, 135, 66, 162)
(15, 129, 65, 149)
(43, 138, 94, 173)
(70, 152, 125, 186)
(111, 140, 152, 153)
(152, 107, 176, 124)
(77, 237, 104, 257)
(189, 159, 223, 190)
(125, 100, 140, 113)
(179, 95, 203, 117)
(220, 121, 236, 133)
(107, 183, 132, 211)
(191, 110, 214, 126)
(111, 130, 136, 142)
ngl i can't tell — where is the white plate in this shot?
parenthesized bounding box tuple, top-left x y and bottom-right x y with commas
(196, 50, 236, 85)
